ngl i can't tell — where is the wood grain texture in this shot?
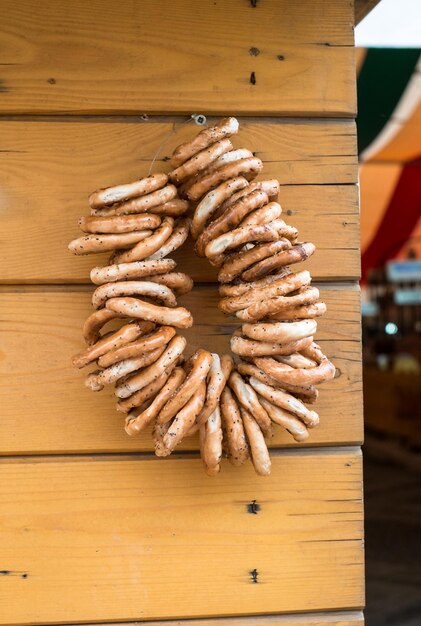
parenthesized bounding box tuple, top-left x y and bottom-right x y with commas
(0, 0, 356, 116)
(0, 285, 362, 455)
(355, 0, 382, 24)
(0, 450, 364, 625)
(0, 118, 358, 282)
(68, 612, 364, 626)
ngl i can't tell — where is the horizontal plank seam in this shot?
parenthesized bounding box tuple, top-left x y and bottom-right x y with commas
(0, 280, 362, 292)
(57, 609, 365, 626)
(0, 111, 355, 122)
(0, 446, 362, 464)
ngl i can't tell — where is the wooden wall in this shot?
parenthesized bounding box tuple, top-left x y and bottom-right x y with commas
(0, 1, 363, 625)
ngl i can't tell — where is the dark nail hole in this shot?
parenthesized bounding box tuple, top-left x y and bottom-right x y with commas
(250, 72, 256, 85)
(47, 78, 56, 84)
(277, 54, 285, 61)
(249, 47, 260, 57)
(250, 568, 259, 583)
(21, 573, 28, 579)
(250, 0, 258, 6)
(247, 500, 261, 514)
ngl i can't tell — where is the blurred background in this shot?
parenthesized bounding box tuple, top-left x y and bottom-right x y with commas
(356, 1, 421, 624)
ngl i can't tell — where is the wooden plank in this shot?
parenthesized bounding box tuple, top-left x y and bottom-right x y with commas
(68, 612, 364, 626)
(0, 286, 362, 455)
(0, 450, 364, 625)
(355, 0, 382, 24)
(0, 0, 356, 116)
(0, 118, 359, 282)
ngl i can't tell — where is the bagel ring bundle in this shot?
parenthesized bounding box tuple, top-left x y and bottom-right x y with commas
(69, 117, 335, 476)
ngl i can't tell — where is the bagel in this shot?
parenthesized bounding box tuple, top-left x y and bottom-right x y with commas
(92, 281, 177, 310)
(191, 177, 248, 240)
(88, 173, 168, 209)
(125, 367, 186, 436)
(90, 259, 176, 285)
(240, 407, 271, 476)
(171, 117, 239, 168)
(105, 296, 193, 328)
(220, 387, 249, 466)
(112, 217, 174, 263)
(68, 230, 152, 255)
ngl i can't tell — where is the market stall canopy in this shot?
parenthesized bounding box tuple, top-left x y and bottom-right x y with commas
(357, 48, 421, 281)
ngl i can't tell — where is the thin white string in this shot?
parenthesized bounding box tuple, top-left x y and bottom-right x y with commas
(147, 114, 207, 176)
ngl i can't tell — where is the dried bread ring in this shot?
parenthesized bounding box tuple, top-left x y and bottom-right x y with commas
(112, 217, 174, 264)
(237, 286, 320, 322)
(228, 371, 272, 438)
(218, 240, 291, 283)
(258, 397, 309, 443)
(220, 387, 249, 466)
(92, 280, 177, 310)
(147, 217, 191, 260)
(187, 157, 263, 201)
(157, 349, 212, 424)
(68, 230, 152, 255)
(153, 421, 171, 457)
(239, 202, 282, 228)
(117, 366, 177, 414)
(205, 221, 283, 264)
(219, 270, 311, 314)
(240, 407, 271, 476)
(147, 272, 193, 296)
(86, 346, 166, 390)
(237, 361, 319, 404)
(115, 335, 186, 399)
(125, 367, 186, 436)
(253, 353, 335, 387)
(191, 177, 248, 240)
(197, 353, 233, 426)
(249, 377, 319, 427)
(72, 321, 149, 368)
(275, 352, 318, 370)
(163, 381, 207, 453)
(242, 319, 317, 344)
(214, 179, 280, 219)
(78, 213, 161, 234)
(230, 334, 313, 358)
(105, 296, 193, 328)
(90, 259, 176, 285)
(250, 376, 320, 428)
(242, 242, 315, 281)
(269, 302, 327, 321)
(218, 271, 291, 297)
(200, 406, 223, 476)
(148, 198, 189, 217)
(83, 309, 125, 345)
(171, 117, 239, 168)
(205, 148, 254, 173)
(98, 325, 176, 368)
(169, 138, 233, 184)
(195, 190, 268, 256)
(88, 173, 168, 209)
(112, 185, 178, 216)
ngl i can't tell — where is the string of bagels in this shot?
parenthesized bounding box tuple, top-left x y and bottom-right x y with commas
(69, 117, 335, 476)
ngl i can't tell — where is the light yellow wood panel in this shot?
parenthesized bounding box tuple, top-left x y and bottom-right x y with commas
(77, 612, 364, 626)
(0, 119, 359, 283)
(0, 451, 364, 625)
(0, 0, 355, 116)
(0, 286, 362, 454)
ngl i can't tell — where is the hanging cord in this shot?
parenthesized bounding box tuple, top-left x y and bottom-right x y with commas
(147, 114, 207, 175)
